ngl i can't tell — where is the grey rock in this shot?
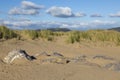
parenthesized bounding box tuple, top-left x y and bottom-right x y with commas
(93, 55, 114, 60)
(104, 62, 120, 71)
(40, 57, 70, 64)
(70, 55, 87, 63)
(3, 49, 36, 64)
(52, 52, 64, 57)
(35, 52, 51, 57)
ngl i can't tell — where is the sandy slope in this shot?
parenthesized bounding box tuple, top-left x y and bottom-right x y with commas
(0, 39, 120, 80)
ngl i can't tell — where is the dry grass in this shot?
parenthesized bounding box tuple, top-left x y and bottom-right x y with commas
(67, 30, 120, 45)
(1, 26, 120, 45)
(0, 26, 17, 40)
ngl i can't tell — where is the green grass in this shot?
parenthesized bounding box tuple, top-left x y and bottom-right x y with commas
(0, 26, 17, 39)
(20, 30, 38, 40)
(16, 30, 54, 41)
(1, 26, 120, 45)
(67, 30, 120, 45)
(36, 30, 53, 41)
(67, 31, 80, 43)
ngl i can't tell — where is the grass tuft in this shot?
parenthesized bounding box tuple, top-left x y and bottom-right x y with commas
(0, 26, 17, 39)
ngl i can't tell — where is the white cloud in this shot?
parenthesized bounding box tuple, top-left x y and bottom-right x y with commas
(21, 1, 44, 9)
(109, 12, 120, 17)
(9, 1, 44, 15)
(46, 6, 86, 18)
(8, 16, 30, 21)
(91, 20, 116, 25)
(89, 20, 117, 29)
(9, 7, 39, 15)
(1, 19, 119, 30)
(46, 6, 73, 18)
(90, 14, 102, 17)
(74, 12, 86, 17)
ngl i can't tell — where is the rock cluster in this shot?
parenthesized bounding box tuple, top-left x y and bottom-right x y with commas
(36, 52, 70, 64)
(3, 50, 120, 72)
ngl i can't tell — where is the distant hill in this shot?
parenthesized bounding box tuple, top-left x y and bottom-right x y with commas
(47, 28, 71, 32)
(36, 28, 71, 32)
(108, 27, 120, 32)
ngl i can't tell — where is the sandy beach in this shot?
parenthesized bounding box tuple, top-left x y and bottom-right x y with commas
(0, 39, 120, 80)
(1, 0, 120, 80)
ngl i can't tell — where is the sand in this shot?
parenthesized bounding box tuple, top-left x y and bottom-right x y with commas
(0, 39, 120, 80)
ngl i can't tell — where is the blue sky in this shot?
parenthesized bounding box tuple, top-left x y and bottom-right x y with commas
(0, 0, 120, 30)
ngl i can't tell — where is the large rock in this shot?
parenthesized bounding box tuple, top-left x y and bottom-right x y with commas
(3, 49, 36, 64)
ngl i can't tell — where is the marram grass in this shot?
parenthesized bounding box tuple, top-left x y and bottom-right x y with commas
(0, 26, 120, 45)
(0, 26, 17, 39)
(67, 30, 120, 45)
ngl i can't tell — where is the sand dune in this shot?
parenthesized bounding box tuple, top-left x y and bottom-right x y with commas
(0, 39, 120, 80)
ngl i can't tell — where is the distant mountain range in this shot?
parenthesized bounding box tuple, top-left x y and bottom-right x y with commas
(36, 28, 71, 32)
(46, 27, 120, 32)
(108, 27, 120, 32)
(47, 28, 71, 32)
(35, 27, 120, 32)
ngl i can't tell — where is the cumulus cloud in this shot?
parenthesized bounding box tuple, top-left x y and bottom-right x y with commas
(46, 6, 86, 18)
(109, 12, 120, 17)
(9, 1, 44, 15)
(90, 14, 102, 17)
(90, 20, 117, 27)
(21, 1, 44, 9)
(46, 6, 73, 18)
(60, 20, 117, 30)
(8, 16, 30, 21)
(1, 19, 119, 30)
(9, 7, 39, 15)
(74, 12, 86, 17)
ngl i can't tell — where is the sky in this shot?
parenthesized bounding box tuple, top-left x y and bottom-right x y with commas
(0, 0, 120, 30)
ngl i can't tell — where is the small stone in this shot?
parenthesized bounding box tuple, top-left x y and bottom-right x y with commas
(52, 52, 64, 57)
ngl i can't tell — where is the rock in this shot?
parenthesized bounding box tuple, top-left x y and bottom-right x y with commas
(34, 52, 51, 58)
(93, 55, 114, 60)
(41, 57, 70, 64)
(104, 62, 120, 71)
(37, 52, 69, 64)
(52, 52, 64, 57)
(35, 52, 64, 59)
(3, 49, 36, 64)
(70, 55, 87, 63)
